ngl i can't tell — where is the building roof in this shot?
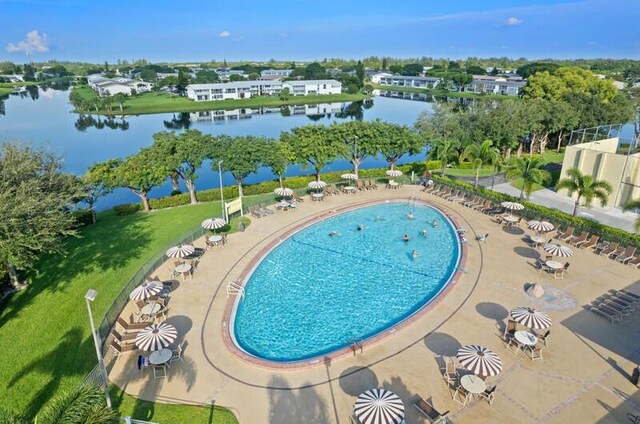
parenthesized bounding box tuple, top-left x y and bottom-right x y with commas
(379, 75, 441, 82)
(286, 79, 341, 85)
(188, 79, 341, 91)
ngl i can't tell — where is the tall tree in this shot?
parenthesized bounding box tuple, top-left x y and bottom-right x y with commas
(428, 139, 460, 177)
(623, 199, 640, 233)
(355, 60, 365, 85)
(151, 130, 211, 204)
(0, 143, 85, 288)
(263, 139, 295, 188)
(210, 135, 270, 197)
(503, 156, 550, 199)
(556, 168, 613, 216)
(81, 174, 111, 224)
(376, 123, 422, 170)
(112, 93, 127, 113)
(280, 125, 345, 181)
(328, 121, 381, 176)
(460, 139, 500, 188)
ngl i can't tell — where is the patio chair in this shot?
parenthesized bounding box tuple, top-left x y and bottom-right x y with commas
(619, 289, 640, 301)
(480, 202, 497, 214)
(535, 258, 551, 275)
(155, 307, 170, 323)
(481, 385, 497, 405)
(462, 196, 479, 207)
(555, 226, 574, 240)
(567, 231, 588, 246)
(627, 256, 640, 267)
(473, 200, 491, 211)
(590, 305, 622, 326)
(292, 192, 305, 202)
(367, 180, 379, 190)
(503, 319, 517, 340)
(441, 358, 458, 385)
(452, 385, 470, 406)
(535, 329, 551, 347)
(413, 397, 449, 424)
(598, 242, 619, 256)
(604, 295, 634, 311)
(153, 364, 167, 379)
(527, 343, 545, 361)
(171, 340, 187, 364)
(608, 245, 626, 260)
(615, 247, 637, 264)
(594, 241, 610, 254)
(577, 234, 599, 249)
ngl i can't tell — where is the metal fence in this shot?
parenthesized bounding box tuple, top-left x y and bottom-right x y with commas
(96, 225, 207, 349)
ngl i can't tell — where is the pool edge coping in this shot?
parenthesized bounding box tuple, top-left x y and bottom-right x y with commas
(221, 197, 468, 370)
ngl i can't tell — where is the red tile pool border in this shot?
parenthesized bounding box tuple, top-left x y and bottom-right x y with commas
(221, 198, 468, 370)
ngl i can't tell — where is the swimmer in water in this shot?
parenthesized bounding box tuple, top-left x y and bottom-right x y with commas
(329, 231, 341, 237)
(357, 224, 366, 231)
(403, 234, 410, 242)
(431, 219, 439, 228)
(412, 250, 419, 259)
(407, 212, 415, 220)
(422, 229, 427, 238)
(373, 216, 385, 221)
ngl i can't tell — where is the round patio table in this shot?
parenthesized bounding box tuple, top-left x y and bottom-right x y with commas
(140, 302, 161, 316)
(545, 260, 563, 270)
(311, 193, 324, 201)
(149, 348, 172, 365)
(460, 374, 486, 395)
(530, 235, 546, 245)
(388, 181, 399, 189)
(208, 235, 223, 243)
(515, 330, 538, 347)
(343, 186, 357, 193)
(503, 215, 519, 223)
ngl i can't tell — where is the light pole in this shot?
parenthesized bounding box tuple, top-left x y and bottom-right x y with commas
(218, 160, 226, 222)
(84, 289, 112, 408)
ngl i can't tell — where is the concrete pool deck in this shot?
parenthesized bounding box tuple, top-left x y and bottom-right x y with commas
(108, 186, 640, 424)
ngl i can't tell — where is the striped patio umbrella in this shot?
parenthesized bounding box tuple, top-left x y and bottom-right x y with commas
(273, 187, 294, 197)
(543, 243, 573, 257)
(510, 307, 552, 330)
(135, 323, 177, 351)
(201, 218, 226, 230)
(500, 201, 525, 211)
(457, 345, 503, 377)
(341, 173, 358, 180)
(129, 281, 163, 301)
(308, 181, 327, 191)
(528, 220, 555, 233)
(386, 169, 403, 177)
(354, 389, 405, 424)
(165, 244, 195, 258)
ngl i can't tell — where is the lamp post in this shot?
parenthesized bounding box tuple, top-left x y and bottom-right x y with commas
(218, 160, 226, 222)
(84, 289, 112, 408)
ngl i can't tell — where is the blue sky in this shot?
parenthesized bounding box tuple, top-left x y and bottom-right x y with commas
(1, 0, 638, 63)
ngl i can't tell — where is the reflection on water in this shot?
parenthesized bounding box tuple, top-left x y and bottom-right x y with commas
(377, 90, 477, 108)
(74, 114, 129, 131)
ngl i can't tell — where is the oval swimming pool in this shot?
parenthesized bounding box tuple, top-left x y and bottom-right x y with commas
(231, 201, 461, 362)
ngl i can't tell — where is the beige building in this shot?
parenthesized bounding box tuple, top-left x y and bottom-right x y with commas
(559, 137, 640, 208)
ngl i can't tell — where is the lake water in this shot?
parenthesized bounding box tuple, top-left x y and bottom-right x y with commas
(0, 88, 432, 209)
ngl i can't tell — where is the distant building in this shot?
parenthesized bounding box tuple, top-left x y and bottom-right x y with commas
(377, 75, 442, 89)
(370, 72, 393, 84)
(0, 74, 24, 83)
(87, 74, 153, 97)
(463, 75, 526, 96)
(215, 69, 246, 80)
(186, 79, 342, 101)
(260, 69, 294, 78)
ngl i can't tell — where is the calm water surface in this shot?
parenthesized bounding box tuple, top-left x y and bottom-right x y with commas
(0, 88, 432, 208)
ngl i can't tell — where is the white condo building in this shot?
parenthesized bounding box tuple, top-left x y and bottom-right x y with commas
(87, 74, 153, 97)
(377, 75, 442, 89)
(186, 79, 342, 102)
(463, 75, 526, 96)
(260, 69, 294, 78)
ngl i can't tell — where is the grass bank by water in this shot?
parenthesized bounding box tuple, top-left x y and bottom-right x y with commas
(0, 201, 241, 422)
(73, 86, 369, 116)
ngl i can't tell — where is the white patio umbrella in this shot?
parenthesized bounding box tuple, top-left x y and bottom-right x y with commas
(386, 169, 403, 177)
(543, 243, 573, 257)
(354, 389, 405, 424)
(201, 218, 226, 230)
(165, 244, 195, 258)
(273, 187, 294, 197)
(500, 201, 525, 211)
(129, 281, 163, 301)
(308, 180, 327, 191)
(457, 345, 503, 377)
(135, 322, 177, 351)
(510, 307, 552, 330)
(341, 173, 358, 180)
(528, 220, 554, 233)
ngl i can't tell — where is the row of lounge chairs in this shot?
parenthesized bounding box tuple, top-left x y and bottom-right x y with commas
(556, 226, 639, 267)
(589, 289, 640, 325)
(249, 204, 275, 218)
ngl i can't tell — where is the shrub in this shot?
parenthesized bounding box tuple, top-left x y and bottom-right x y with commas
(70, 208, 94, 227)
(114, 203, 142, 215)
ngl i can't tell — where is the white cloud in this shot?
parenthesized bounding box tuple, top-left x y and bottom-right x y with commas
(6, 30, 49, 54)
(232, 36, 244, 42)
(218, 31, 230, 38)
(503, 17, 523, 26)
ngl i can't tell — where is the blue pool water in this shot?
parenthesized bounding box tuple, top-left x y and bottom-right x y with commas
(232, 201, 461, 362)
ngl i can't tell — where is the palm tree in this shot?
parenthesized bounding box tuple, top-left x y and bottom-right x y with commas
(623, 198, 640, 232)
(504, 156, 550, 200)
(428, 139, 459, 177)
(556, 168, 613, 216)
(460, 139, 500, 188)
(36, 385, 118, 424)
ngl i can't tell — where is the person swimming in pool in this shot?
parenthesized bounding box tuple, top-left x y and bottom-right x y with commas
(403, 234, 410, 242)
(329, 231, 341, 237)
(412, 250, 419, 259)
(431, 219, 439, 228)
(407, 212, 415, 220)
(357, 224, 366, 231)
(373, 215, 385, 221)
(422, 229, 427, 238)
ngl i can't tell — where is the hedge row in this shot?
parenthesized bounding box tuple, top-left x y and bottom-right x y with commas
(431, 175, 640, 248)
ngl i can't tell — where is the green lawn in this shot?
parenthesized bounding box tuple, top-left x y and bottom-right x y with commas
(0, 201, 240, 422)
(540, 150, 565, 164)
(111, 386, 237, 424)
(510, 168, 562, 193)
(372, 83, 518, 100)
(73, 87, 369, 116)
(441, 168, 495, 178)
